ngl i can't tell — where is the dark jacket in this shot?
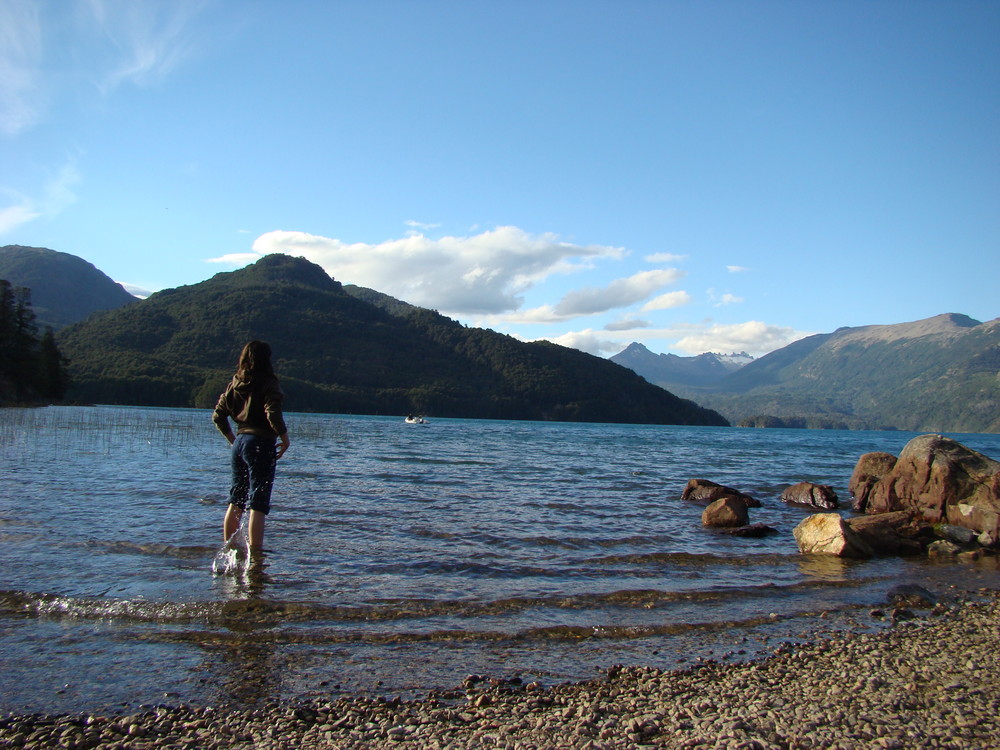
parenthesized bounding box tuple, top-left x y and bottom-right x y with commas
(212, 373, 287, 439)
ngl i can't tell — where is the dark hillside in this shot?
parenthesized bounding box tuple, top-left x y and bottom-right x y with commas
(58, 254, 728, 426)
(0, 245, 137, 330)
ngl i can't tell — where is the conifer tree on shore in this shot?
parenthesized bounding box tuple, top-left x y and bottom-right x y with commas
(0, 279, 69, 404)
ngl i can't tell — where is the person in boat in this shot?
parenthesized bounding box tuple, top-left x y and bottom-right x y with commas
(212, 340, 290, 554)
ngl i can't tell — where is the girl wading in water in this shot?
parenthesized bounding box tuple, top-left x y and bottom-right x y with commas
(212, 341, 290, 555)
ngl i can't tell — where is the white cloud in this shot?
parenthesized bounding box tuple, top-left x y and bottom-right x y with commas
(0, 0, 43, 135)
(555, 321, 810, 359)
(642, 290, 692, 311)
(209, 226, 626, 316)
(543, 329, 621, 357)
(207, 251, 260, 266)
(727, 265, 749, 273)
(117, 282, 154, 298)
(715, 293, 743, 306)
(673, 321, 808, 356)
(553, 269, 683, 317)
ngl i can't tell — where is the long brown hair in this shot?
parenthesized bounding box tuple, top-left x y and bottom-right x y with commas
(235, 340, 275, 381)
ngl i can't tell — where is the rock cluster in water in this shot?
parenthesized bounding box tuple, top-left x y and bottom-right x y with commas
(851, 434, 1000, 542)
(2, 591, 999, 749)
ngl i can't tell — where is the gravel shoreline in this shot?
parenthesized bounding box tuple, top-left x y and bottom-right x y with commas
(3, 590, 998, 749)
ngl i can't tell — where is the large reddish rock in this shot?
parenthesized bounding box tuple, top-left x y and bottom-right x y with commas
(850, 434, 1000, 537)
(681, 479, 761, 508)
(849, 452, 898, 512)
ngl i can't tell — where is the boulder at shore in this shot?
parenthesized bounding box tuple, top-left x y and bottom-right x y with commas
(849, 452, 897, 512)
(849, 434, 1000, 538)
(844, 511, 929, 556)
(794, 513, 873, 558)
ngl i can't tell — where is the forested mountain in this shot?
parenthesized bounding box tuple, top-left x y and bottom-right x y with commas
(666, 314, 1000, 433)
(0, 245, 137, 330)
(56, 254, 728, 425)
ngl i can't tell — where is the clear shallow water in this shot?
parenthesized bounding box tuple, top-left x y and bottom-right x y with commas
(3, 405, 1000, 714)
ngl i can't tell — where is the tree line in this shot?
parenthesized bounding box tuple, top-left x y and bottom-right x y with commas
(0, 279, 69, 404)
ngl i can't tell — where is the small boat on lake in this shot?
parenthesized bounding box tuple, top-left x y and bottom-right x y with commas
(404, 415, 428, 424)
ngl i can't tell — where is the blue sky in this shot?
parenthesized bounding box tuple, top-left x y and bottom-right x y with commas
(2, 0, 997, 358)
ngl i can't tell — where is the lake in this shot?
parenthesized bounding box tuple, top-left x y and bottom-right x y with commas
(2, 405, 999, 715)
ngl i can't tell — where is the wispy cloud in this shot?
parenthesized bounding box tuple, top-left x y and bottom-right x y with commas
(405, 219, 442, 234)
(0, 162, 80, 235)
(210, 227, 627, 316)
(0, 199, 40, 234)
(85, 0, 211, 93)
(1, 1, 209, 137)
(727, 265, 749, 273)
(605, 317, 651, 332)
(495, 269, 684, 324)
(553, 269, 683, 317)
(0, 0, 43, 136)
(646, 252, 687, 264)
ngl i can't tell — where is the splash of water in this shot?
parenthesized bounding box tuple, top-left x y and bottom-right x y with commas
(212, 525, 249, 576)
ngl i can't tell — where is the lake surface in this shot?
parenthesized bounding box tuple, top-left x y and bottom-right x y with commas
(3, 405, 1000, 715)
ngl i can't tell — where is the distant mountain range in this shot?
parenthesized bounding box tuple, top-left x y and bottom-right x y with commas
(0, 245, 136, 330)
(611, 344, 753, 387)
(46, 251, 725, 426)
(614, 315, 1000, 433)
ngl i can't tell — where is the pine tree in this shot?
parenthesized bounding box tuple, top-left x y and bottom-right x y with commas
(38, 327, 70, 399)
(0, 279, 69, 403)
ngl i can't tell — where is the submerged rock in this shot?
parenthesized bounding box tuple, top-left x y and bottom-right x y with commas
(722, 523, 779, 538)
(682, 478, 761, 508)
(887, 584, 937, 608)
(928, 539, 961, 557)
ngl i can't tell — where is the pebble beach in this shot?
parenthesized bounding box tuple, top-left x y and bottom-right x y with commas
(3, 589, 998, 750)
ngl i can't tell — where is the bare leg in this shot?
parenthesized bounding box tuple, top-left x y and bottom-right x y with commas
(247, 509, 266, 551)
(224, 504, 243, 541)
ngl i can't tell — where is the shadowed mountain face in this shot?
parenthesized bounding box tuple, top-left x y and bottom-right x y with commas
(0, 245, 137, 330)
(55, 253, 728, 426)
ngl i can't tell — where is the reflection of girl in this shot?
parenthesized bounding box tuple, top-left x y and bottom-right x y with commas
(212, 341, 290, 553)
